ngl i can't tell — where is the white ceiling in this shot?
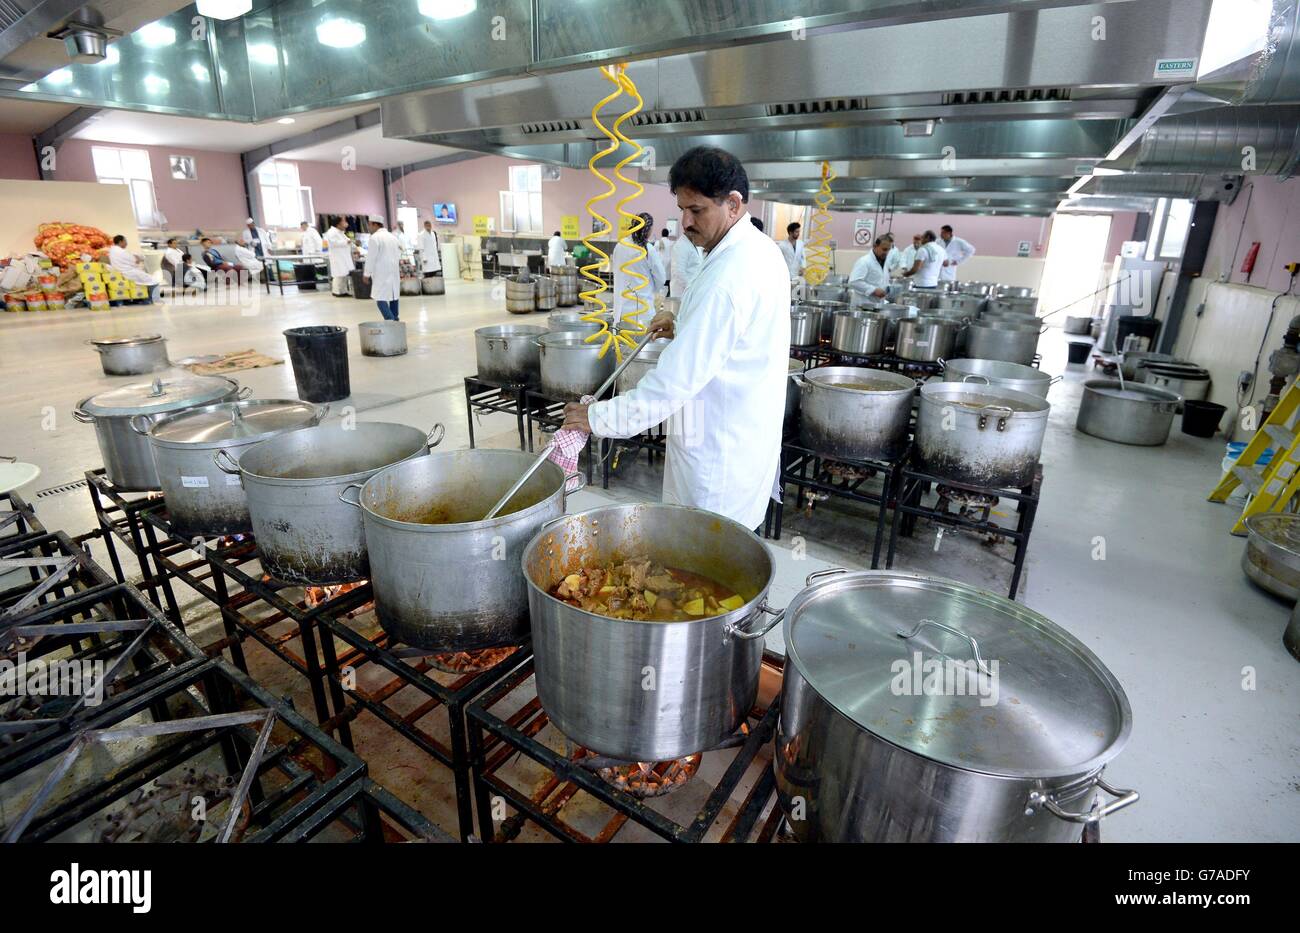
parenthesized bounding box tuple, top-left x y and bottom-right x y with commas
(273, 122, 464, 169)
(67, 104, 378, 152)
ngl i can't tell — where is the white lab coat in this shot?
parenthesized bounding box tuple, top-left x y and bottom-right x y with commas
(655, 239, 672, 283)
(324, 227, 354, 278)
(778, 239, 805, 277)
(611, 241, 666, 324)
(898, 245, 918, 277)
(546, 235, 567, 267)
(588, 214, 789, 530)
(233, 244, 264, 276)
(884, 246, 903, 276)
(913, 241, 947, 288)
(364, 228, 402, 301)
(849, 251, 891, 305)
(301, 227, 324, 257)
(417, 228, 442, 273)
(669, 236, 703, 297)
(241, 226, 271, 254)
(107, 245, 157, 286)
(940, 235, 976, 282)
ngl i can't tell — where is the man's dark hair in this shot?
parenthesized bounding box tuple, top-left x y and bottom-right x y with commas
(166, 237, 178, 246)
(632, 212, 654, 247)
(668, 146, 749, 202)
(882, 232, 895, 242)
(660, 228, 670, 237)
(787, 222, 801, 234)
(874, 236, 887, 247)
(751, 217, 765, 233)
(553, 231, 561, 237)
(941, 225, 953, 234)
(200, 237, 212, 245)
(923, 230, 937, 242)
(112, 235, 126, 246)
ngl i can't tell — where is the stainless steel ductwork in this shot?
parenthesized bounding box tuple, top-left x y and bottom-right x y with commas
(1126, 105, 1300, 177)
(1076, 171, 1245, 203)
(1195, 0, 1300, 106)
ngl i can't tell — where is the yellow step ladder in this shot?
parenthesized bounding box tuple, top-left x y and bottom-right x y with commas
(1208, 381, 1300, 534)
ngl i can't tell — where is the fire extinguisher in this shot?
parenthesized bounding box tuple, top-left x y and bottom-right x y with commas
(1241, 241, 1261, 278)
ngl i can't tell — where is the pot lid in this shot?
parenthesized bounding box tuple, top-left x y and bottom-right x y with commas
(1085, 382, 1178, 403)
(784, 571, 1131, 778)
(1243, 514, 1300, 554)
(150, 399, 320, 446)
(80, 375, 237, 417)
(90, 334, 163, 347)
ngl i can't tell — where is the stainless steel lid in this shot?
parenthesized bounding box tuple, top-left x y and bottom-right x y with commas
(89, 334, 164, 348)
(149, 399, 321, 448)
(784, 570, 1132, 778)
(804, 366, 916, 394)
(476, 324, 546, 339)
(80, 375, 237, 417)
(1083, 380, 1179, 403)
(920, 381, 1050, 414)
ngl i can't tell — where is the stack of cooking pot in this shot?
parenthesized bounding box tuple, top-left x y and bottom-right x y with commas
(829, 310, 886, 356)
(942, 358, 1059, 399)
(799, 299, 848, 340)
(549, 265, 579, 306)
(475, 324, 544, 385)
(141, 398, 326, 538)
(88, 334, 169, 376)
(73, 375, 246, 490)
(873, 303, 920, 346)
(533, 275, 557, 311)
(964, 316, 1044, 366)
(537, 331, 616, 399)
(914, 382, 1049, 487)
(793, 366, 916, 461)
(1076, 379, 1180, 446)
(775, 568, 1137, 842)
(1139, 361, 1210, 407)
(504, 274, 536, 314)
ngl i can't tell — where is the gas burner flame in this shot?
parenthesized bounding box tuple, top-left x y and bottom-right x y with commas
(426, 646, 516, 674)
(303, 580, 373, 617)
(586, 751, 703, 799)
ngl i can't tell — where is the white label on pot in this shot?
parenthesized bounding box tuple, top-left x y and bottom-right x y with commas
(226, 474, 243, 486)
(181, 475, 209, 488)
(915, 341, 929, 348)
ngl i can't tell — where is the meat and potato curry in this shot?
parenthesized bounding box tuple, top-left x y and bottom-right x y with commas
(550, 556, 745, 622)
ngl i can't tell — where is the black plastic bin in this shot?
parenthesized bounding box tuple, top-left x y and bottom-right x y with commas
(293, 262, 318, 290)
(1067, 341, 1092, 364)
(349, 270, 372, 300)
(1182, 400, 1227, 438)
(284, 325, 350, 402)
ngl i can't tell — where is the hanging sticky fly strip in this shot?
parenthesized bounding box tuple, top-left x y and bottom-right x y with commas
(578, 63, 649, 363)
(803, 160, 836, 286)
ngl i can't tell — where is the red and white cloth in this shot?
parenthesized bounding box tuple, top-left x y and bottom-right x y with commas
(546, 394, 595, 489)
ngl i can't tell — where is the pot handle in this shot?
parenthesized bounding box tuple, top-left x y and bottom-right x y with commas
(338, 483, 362, 508)
(962, 374, 992, 385)
(129, 413, 156, 436)
(313, 403, 331, 423)
(1049, 374, 1064, 385)
(538, 515, 568, 535)
(896, 618, 995, 677)
(85, 340, 106, 350)
(1031, 775, 1140, 824)
(562, 470, 587, 500)
(790, 372, 808, 387)
(977, 405, 1015, 432)
(237, 385, 254, 400)
(213, 448, 241, 475)
(805, 567, 848, 586)
(425, 423, 446, 449)
(724, 600, 784, 642)
(72, 397, 95, 423)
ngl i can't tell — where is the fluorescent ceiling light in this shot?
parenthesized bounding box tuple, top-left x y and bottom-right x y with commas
(44, 68, 75, 86)
(247, 43, 280, 65)
(316, 17, 366, 48)
(135, 23, 177, 48)
(191, 62, 210, 81)
(418, 0, 477, 19)
(277, 117, 296, 124)
(142, 74, 171, 95)
(196, 0, 254, 20)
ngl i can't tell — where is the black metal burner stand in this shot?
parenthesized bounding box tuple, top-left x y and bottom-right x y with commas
(886, 461, 1044, 600)
(600, 426, 667, 489)
(464, 375, 532, 451)
(466, 653, 784, 843)
(84, 469, 176, 611)
(765, 441, 905, 569)
(279, 777, 457, 843)
(524, 387, 607, 486)
(0, 491, 43, 543)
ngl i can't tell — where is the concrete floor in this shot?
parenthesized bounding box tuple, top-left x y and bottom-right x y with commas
(2, 278, 1296, 843)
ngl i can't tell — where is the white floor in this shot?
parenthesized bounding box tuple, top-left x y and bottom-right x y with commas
(2, 278, 1296, 843)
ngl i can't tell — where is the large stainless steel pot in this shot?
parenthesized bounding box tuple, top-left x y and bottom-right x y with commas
(995, 286, 1035, 299)
(88, 334, 169, 375)
(795, 367, 915, 461)
(1121, 351, 1176, 381)
(1064, 315, 1092, 335)
(931, 294, 984, 317)
(617, 338, 672, 393)
(800, 299, 848, 339)
(1242, 514, 1300, 601)
(143, 399, 326, 539)
(965, 319, 1043, 365)
(896, 315, 961, 362)
(785, 359, 803, 427)
(874, 302, 920, 344)
(942, 357, 1059, 398)
(522, 502, 783, 761)
(1076, 379, 1179, 446)
(956, 281, 997, 298)
(807, 284, 848, 303)
(830, 310, 886, 355)
(534, 275, 556, 311)
(504, 274, 536, 314)
(358, 320, 407, 357)
(73, 375, 244, 491)
(915, 382, 1049, 487)
(351, 449, 578, 650)
(775, 569, 1136, 842)
(790, 307, 822, 347)
(1140, 364, 1211, 405)
(235, 421, 444, 585)
(537, 331, 617, 399)
(548, 310, 607, 335)
(475, 324, 544, 385)
(986, 296, 1039, 316)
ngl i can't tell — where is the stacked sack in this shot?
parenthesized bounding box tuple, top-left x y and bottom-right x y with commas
(33, 222, 111, 269)
(75, 260, 111, 311)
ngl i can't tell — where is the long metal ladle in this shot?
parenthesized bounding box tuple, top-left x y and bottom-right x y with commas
(483, 330, 658, 520)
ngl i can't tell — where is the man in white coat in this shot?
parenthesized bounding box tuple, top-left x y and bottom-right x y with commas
(778, 222, 805, 279)
(418, 220, 442, 278)
(903, 230, 947, 288)
(323, 218, 354, 297)
(561, 146, 790, 531)
(363, 218, 402, 321)
(939, 224, 976, 283)
(240, 218, 272, 257)
(669, 232, 702, 298)
(299, 221, 324, 257)
(848, 237, 893, 306)
(107, 234, 161, 302)
(546, 230, 566, 268)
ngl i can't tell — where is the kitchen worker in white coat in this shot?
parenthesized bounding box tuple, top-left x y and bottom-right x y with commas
(240, 218, 271, 257)
(299, 221, 324, 257)
(611, 211, 666, 325)
(418, 220, 442, 278)
(363, 218, 402, 320)
(848, 236, 893, 306)
(669, 232, 702, 298)
(324, 217, 354, 296)
(546, 230, 567, 268)
(561, 146, 790, 531)
(939, 224, 976, 283)
(107, 234, 161, 302)
(903, 230, 947, 289)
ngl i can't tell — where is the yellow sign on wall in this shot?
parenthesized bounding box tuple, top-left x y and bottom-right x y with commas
(560, 215, 580, 239)
(472, 215, 492, 236)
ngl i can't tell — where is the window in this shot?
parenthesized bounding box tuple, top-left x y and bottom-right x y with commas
(91, 146, 158, 227)
(257, 160, 314, 228)
(1158, 199, 1195, 260)
(500, 164, 543, 235)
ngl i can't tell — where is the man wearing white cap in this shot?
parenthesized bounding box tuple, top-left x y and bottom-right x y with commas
(240, 218, 272, 257)
(363, 218, 402, 320)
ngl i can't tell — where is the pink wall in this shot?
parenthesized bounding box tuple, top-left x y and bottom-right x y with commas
(819, 210, 1053, 257)
(290, 159, 386, 221)
(1202, 176, 1300, 293)
(0, 133, 38, 180)
(51, 138, 248, 231)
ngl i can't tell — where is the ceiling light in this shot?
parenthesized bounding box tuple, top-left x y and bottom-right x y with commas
(44, 68, 75, 86)
(196, 0, 254, 20)
(135, 22, 177, 48)
(315, 17, 366, 48)
(277, 117, 296, 124)
(142, 74, 171, 95)
(98, 44, 121, 65)
(418, 0, 477, 19)
(902, 119, 937, 138)
(190, 62, 210, 81)
(247, 43, 280, 65)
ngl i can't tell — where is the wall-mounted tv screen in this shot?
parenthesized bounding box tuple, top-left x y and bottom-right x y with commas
(433, 203, 457, 223)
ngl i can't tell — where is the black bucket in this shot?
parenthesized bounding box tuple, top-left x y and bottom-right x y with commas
(284, 325, 350, 402)
(1181, 399, 1227, 438)
(293, 262, 318, 290)
(1067, 341, 1092, 364)
(349, 270, 372, 300)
